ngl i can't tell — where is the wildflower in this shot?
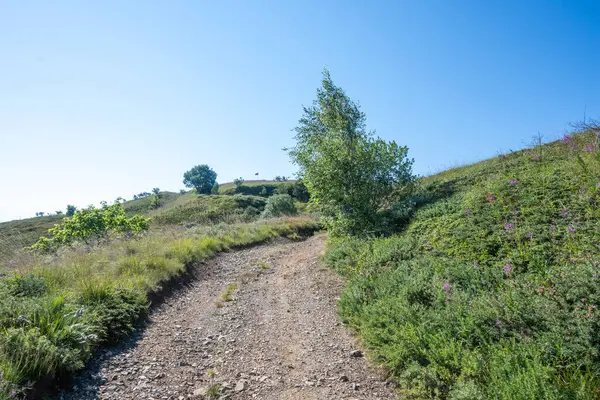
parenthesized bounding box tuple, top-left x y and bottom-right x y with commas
(465, 208, 472, 216)
(509, 179, 517, 185)
(442, 281, 452, 294)
(563, 135, 571, 144)
(562, 209, 569, 217)
(525, 231, 533, 239)
(531, 154, 540, 161)
(584, 144, 595, 153)
(495, 319, 502, 328)
(473, 262, 480, 268)
(11, 391, 17, 397)
(503, 263, 513, 276)
(568, 225, 575, 233)
(597, 181, 600, 189)
(9, 260, 15, 266)
(487, 195, 496, 203)
(504, 223, 513, 230)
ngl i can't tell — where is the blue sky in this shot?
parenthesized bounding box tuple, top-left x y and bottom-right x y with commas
(1, 0, 599, 222)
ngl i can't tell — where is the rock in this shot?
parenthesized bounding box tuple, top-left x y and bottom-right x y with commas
(339, 375, 349, 382)
(350, 350, 363, 357)
(352, 382, 361, 390)
(193, 387, 208, 397)
(235, 380, 247, 392)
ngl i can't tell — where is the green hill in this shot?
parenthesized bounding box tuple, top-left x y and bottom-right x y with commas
(0, 181, 308, 264)
(326, 131, 600, 398)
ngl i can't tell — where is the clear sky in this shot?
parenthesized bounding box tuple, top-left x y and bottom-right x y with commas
(1, 1, 599, 222)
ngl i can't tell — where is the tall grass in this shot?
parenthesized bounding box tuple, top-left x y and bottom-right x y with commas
(0, 217, 318, 399)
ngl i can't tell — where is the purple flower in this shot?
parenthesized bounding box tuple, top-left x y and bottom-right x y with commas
(584, 144, 595, 153)
(597, 182, 600, 189)
(568, 225, 575, 233)
(504, 223, 513, 230)
(443, 281, 452, 294)
(509, 179, 517, 185)
(11, 391, 17, 397)
(525, 231, 533, 239)
(563, 135, 571, 144)
(9, 260, 15, 266)
(495, 319, 502, 328)
(503, 263, 513, 276)
(562, 209, 569, 217)
(531, 154, 540, 161)
(487, 195, 496, 203)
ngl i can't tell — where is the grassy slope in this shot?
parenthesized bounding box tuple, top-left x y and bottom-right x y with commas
(0, 183, 286, 263)
(326, 132, 600, 399)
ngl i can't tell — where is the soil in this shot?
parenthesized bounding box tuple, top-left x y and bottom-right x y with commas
(57, 235, 396, 400)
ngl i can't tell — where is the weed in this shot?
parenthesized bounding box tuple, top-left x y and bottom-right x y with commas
(220, 283, 238, 302)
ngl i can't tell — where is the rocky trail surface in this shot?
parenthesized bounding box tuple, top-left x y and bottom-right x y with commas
(58, 235, 396, 400)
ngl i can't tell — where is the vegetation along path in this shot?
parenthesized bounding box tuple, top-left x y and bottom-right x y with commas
(58, 235, 395, 400)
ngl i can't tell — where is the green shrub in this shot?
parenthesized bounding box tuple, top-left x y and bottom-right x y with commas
(28, 200, 150, 252)
(261, 194, 297, 219)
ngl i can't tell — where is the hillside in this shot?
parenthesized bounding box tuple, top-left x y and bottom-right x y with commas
(0, 181, 306, 265)
(326, 131, 600, 398)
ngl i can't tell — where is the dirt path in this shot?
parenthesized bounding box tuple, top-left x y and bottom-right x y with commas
(59, 235, 395, 400)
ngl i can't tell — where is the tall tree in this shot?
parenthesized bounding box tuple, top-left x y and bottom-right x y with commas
(183, 165, 217, 194)
(288, 69, 414, 236)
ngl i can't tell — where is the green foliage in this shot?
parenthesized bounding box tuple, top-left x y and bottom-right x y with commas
(151, 195, 267, 226)
(326, 131, 600, 398)
(233, 177, 244, 188)
(260, 186, 268, 197)
(288, 69, 415, 236)
(211, 182, 220, 194)
(261, 194, 297, 219)
(28, 200, 150, 252)
(65, 205, 77, 217)
(183, 164, 217, 194)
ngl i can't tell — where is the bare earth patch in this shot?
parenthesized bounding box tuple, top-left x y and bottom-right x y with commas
(59, 235, 396, 400)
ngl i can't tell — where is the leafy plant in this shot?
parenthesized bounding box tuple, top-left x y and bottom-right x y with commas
(211, 182, 220, 194)
(28, 200, 150, 252)
(261, 194, 297, 219)
(183, 164, 218, 194)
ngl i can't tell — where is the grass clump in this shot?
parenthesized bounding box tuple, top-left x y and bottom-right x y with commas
(0, 216, 318, 399)
(220, 283, 238, 302)
(326, 131, 600, 399)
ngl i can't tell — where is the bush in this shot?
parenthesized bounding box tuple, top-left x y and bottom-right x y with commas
(28, 200, 150, 252)
(261, 194, 297, 219)
(211, 182, 220, 194)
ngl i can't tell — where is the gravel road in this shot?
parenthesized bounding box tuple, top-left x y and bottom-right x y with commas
(58, 235, 396, 400)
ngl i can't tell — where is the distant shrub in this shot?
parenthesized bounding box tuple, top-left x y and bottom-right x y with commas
(261, 194, 297, 219)
(179, 189, 186, 194)
(211, 182, 220, 195)
(260, 186, 268, 197)
(233, 177, 244, 188)
(28, 200, 150, 252)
